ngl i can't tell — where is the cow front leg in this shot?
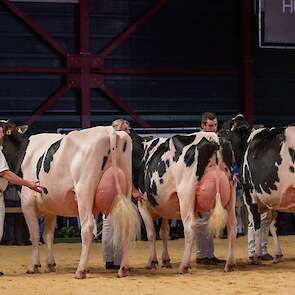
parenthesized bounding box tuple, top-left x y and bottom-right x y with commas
(44, 214, 57, 273)
(160, 218, 172, 268)
(21, 194, 41, 274)
(138, 201, 158, 269)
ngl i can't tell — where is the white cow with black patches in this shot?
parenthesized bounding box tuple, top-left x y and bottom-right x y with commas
(221, 115, 295, 265)
(131, 130, 237, 273)
(0, 121, 140, 279)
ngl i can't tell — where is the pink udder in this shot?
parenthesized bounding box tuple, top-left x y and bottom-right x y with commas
(276, 186, 295, 211)
(93, 167, 128, 216)
(195, 166, 231, 212)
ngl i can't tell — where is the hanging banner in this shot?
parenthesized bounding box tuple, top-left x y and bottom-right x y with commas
(259, 0, 295, 48)
(11, 1, 78, 3)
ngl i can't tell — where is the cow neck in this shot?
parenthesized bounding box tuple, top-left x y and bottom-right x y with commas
(3, 136, 29, 176)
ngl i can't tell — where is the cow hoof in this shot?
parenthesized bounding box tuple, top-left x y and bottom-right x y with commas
(178, 264, 191, 274)
(224, 264, 236, 272)
(273, 254, 283, 264)
(26, 264, 41, 274)
(117, 266, 129, 278)
(161, 259, 172, 268)
(75, 269, 87, 279)
(250, 257, 261, 265)
(146, 260, 158, 269)
(44, 263, 56, 273)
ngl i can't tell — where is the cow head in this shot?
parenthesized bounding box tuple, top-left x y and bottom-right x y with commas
(0, 119, 29, 172)
(219, 114, 252, 165)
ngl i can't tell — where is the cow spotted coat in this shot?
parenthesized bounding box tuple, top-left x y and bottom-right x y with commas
(0, 121, 140, 279)
(131, 130, 237, 273)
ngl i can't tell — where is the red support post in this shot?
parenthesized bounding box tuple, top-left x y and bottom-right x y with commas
(80, 53, 91, 128)
(242, 0, 255, 125)
(79, 0, 91, 128)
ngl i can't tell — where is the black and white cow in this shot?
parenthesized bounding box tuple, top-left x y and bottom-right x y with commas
(220, 114, 295, 264)
(0, 120, 140, 278)
(130, 129, 237, 273)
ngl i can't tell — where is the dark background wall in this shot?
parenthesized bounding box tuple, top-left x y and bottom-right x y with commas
(0, 0, 294, 134)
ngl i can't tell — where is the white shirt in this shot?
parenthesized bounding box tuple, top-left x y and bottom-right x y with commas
(0, 146, 9, 192)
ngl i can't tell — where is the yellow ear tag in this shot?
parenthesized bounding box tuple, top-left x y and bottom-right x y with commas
(17, 128, 23, 134)
(230, 125, 235, 132)
(5, 129, 12, 135)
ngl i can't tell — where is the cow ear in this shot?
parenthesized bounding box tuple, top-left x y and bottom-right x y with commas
(230, 122, 237, 132)
(16, 125, 28, 134)
(5, 128, 12, 136)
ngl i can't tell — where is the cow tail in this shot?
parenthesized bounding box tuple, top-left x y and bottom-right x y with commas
(109, 128, 141, 251)
(208, 149, 228, 237)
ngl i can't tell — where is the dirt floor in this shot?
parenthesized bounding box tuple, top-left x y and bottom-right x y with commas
(1, 235, 295, 294)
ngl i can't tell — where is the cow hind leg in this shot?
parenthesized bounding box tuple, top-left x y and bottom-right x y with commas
(224, 185, 237, 272)
(75, 212, 94, 279)
(110, 196, 140, 278)
(0, 192, 5, 242)
(138, 201, 158, 269)
(249, 207, 263, 265)
(269, 212, 283, 264)
(44, 214, 57, 273)
(178, 187, 196, 274)
(160, 218, 172, 268)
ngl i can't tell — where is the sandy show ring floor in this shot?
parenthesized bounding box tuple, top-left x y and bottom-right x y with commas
(1, 236, 295, 295)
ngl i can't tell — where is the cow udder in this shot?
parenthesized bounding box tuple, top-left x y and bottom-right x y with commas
(93, 167, 128, 216)
(195, 166, 231, 213)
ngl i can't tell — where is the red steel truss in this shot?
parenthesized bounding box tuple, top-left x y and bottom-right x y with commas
(0, 0, 247, 128)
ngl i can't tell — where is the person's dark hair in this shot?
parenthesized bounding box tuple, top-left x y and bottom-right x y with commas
(201, 112, 217, 125)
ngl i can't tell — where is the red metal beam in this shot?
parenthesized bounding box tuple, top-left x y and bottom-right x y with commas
(100, 67, 240, 76)
(95, 0, 168, 127)
(1, 0, 68, 58)
(80, 53, 91, 128)
(242, 0, 254, 125)
(4, 0, 238, 129)
(24, 83, 71, 126)
(0, 67, 67, 73)
(98, 0, 168, 59)
(100, 83, 150, 128)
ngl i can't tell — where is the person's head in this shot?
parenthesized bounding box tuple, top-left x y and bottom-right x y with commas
(111, 119, 130, 133)
(201, 112, 218, 132)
